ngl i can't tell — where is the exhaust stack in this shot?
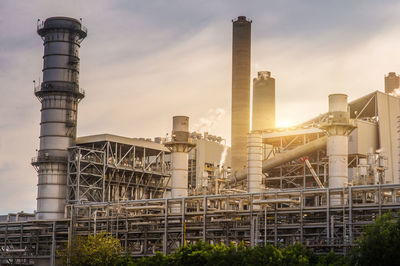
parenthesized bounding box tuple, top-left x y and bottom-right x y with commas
(165, 116, 195, 199)
(32, 17, 87, 219)
(231, 16, 252, 172)
(320, 94, 356, 204)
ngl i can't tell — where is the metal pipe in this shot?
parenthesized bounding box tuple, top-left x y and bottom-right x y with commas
(229, 136, 327, 184)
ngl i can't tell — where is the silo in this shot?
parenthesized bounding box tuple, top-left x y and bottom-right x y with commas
(231, 16, 252, 172)
(32, 17, 87, 220)
(252, 71, 275, 130)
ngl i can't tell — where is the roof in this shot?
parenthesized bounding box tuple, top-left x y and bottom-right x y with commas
(76, 134, 170, 152)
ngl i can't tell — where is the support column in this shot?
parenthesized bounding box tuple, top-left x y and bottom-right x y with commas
(320, 94, 356, 205)
(248, 132, 263, 193)
(165, 116, 195, 213)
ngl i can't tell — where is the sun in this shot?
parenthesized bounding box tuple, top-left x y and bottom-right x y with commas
(276, 119, 296, 128)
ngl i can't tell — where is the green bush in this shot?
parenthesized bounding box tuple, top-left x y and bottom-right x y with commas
(57, 232, 130, 266)
(349, 213, 400, 266)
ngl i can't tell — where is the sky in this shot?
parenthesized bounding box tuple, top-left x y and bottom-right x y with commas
(2, 0, 400, 213)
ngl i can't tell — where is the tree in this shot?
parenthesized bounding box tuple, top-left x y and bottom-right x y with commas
(57, 232, 131, 266)
(349, 213, 400, 266)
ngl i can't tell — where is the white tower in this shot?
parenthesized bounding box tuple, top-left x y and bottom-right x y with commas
(32, 17, 87, 219)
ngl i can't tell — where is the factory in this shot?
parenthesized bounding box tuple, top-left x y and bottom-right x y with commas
(1, 15, 400, 265)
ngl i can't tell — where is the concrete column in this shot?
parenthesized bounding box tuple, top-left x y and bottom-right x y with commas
(171, 152, 189, 198)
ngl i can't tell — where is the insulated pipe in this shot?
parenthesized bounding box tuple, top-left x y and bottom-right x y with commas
(247, 132, 263, 193)
(229, 135, 327, 184)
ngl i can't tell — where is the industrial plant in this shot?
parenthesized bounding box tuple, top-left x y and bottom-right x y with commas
(1, 15, 400, 265)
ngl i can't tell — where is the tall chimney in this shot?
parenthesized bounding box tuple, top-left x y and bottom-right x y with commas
(32, 17, 87, 219)
(252, 71, 275, 130)
(385, 72, 400, 94)
(231, 16, 252, 172)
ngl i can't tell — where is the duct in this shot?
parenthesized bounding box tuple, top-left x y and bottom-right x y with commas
(229, 135, 327, 184)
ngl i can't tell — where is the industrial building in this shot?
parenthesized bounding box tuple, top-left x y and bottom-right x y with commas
(188, 132, 231, 195)
(1, 15, 400, 266)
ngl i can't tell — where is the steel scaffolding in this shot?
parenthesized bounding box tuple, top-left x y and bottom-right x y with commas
(1, 184, 400, 264)
(67, 136, 171, 203)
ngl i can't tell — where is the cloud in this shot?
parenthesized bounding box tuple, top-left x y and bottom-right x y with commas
(1, 0, 400, 213)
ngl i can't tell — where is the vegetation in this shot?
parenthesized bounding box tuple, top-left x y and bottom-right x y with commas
(57, 232, 129, 266)
(57, 213, 400, 265)
(348, 212, 400, 266)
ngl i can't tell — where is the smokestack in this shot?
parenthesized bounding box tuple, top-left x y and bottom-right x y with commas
(385, 72, 400, 94)
(32, 17, 87, 219)
(320, 94, 356, 205)
(165, 116, 195, 200)
(252, 71, 275, 130)
(231, 16, 252, 172)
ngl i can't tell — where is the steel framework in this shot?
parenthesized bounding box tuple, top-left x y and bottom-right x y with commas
(1, 184, 400, 264)
(67, 137, 171, 204)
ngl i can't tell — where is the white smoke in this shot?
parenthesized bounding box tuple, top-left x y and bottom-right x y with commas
(193, 108, 226, 132)
(219, 145, 229, 174)
(389, 88, 400, 97)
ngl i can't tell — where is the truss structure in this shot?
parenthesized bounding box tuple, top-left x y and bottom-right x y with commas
(262, 128, 328, 189)
(67, 136, 171, 203)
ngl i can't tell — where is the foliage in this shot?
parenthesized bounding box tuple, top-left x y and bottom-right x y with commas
(349, 212, 400, 266)
(135, 241, 344, 266)
(57, 232, 129, 266)
(56, 233, 349, 266)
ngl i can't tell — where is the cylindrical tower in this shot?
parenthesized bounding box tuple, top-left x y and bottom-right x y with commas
(320, 94, 355, 205)
(385, 72, 400, 94)
(247, 132, 263, 193)
(32, 17, 87, 220)
(252, 71, 275, 130)
(231, 16, 252, 173)
(165, 116, 195, 199)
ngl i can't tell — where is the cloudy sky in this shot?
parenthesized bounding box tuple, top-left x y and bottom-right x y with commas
(1, 0, 400, 213)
